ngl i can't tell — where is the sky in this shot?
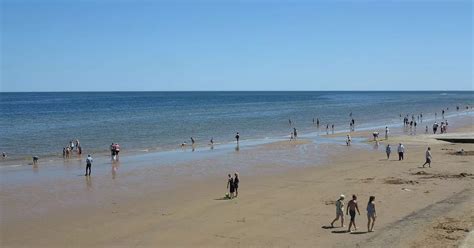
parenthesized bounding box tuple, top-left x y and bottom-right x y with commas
(1, 0, 472, 92)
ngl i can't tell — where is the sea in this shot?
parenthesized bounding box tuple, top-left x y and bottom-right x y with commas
(1, 91, 472, 159)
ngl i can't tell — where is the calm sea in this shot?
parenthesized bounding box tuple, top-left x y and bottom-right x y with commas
(1, 91, 472, 159)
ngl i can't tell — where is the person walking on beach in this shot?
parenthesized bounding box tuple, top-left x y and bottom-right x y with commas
(386, 144, 391, 159)
(346, 195, 361, 232)
(367, 196, 376, 232)
(234, 172, 240, 197)
(235, 132, 240, 144)
(331, 194, 345, 228)
(385, 127, 389, 140)
(422, 147, 432, 168)
(398, 143, 405, 160)
(85, 154, 93, 176)
(227, 174, 235, 199)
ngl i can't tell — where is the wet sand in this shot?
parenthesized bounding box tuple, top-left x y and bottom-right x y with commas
(1, 117, 473, 247)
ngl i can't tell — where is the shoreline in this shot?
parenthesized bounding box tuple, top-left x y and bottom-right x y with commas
(2, 109, 472, 168)
(1, 115, 473, 247)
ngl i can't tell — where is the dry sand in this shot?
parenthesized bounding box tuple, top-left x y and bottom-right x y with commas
(1, 123, 473, 247)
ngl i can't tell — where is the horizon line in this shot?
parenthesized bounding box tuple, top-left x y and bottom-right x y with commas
(1, 90, 473, 93)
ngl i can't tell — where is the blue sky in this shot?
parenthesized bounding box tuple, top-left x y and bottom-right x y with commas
(1, 0, 472, 91)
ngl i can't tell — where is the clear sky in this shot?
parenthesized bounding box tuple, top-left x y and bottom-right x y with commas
(1, 0, 472, 92)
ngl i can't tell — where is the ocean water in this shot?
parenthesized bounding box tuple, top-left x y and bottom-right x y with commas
(1, 91, 472, 159)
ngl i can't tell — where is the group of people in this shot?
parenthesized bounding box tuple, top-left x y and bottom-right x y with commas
(330, 194, 377, 233)
(432, 121, 448, 134)
(63, 139, 81, 158)
(110, 143, 120, 161)
(226, 173, 240, 199)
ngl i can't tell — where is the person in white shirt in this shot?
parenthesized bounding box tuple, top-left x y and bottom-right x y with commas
(85, 154, 93, 176)
(422, 147, 432, 168)
(397, 143, 405, 161)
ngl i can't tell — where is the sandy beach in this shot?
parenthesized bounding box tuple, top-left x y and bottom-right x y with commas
(1, 116, 473, 248)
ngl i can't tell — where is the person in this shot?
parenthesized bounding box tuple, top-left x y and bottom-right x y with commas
(289, 118, 292, 126)
(433, 122, 438, 134)
(398, 143, 405, 160)
(316, 118, 320, 127)
(191, 137, 195, 145)
(181, 141, 187, 148)
(210, 137, 214, 145)
(62, 148, 66, 158)
(367, 196, 376, 232)
(227, 174, 235, 198)
(385, 127, 389, 140)
(114, 143, 120, 160)
(32, 156, 39, 165)
(331, 195, 345, 228)
(331, 124, 335, 134)
(346, 195, 360, 232)
(78, 145, 82, 155)
(372, 131, 379, 141)
(346, 135, 352, 146)
(386, 144, 391, 159)
(110, 143, 115, 159)
(425, 125, 428, 134)
(290, 131, 294, 140)
(235, 132, 240, 143)
(85, 154, 93, 176)
(2, 152, 6, 159)
(234, 172, 240, 197)
(293, 128, 298, 138)
(422, 147, 432, 168)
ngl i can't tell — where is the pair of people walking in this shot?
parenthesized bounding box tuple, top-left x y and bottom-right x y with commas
(226, 173, 240, 199)
(330, 194, 376, 233)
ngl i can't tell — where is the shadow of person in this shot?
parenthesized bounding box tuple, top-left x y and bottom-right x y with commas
(321, 225, 336, 229)
(350, 231, 368, 235)
(331, 230, 349, 234)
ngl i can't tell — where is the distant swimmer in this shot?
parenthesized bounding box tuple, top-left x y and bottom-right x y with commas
(85, 154, 93, 176)
(422, 147, 432, 168)
(386, 144, 391, 159)
(235, 132, 240, 143)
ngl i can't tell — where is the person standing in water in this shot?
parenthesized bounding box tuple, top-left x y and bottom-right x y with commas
(331, 194, 345, 227)
(85, 154, 93, 176)
(386, 144, 391, 159)
(367, 196, 376, 232)
(293, 128, 298, 139)
(235, 132, 240, 143)
(316, 118, 320, 128)
(385, 126, 389, 140)
(346, 195, 361, 232)
(190, 137, 195, 145)
(422, 147, 432, 168)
